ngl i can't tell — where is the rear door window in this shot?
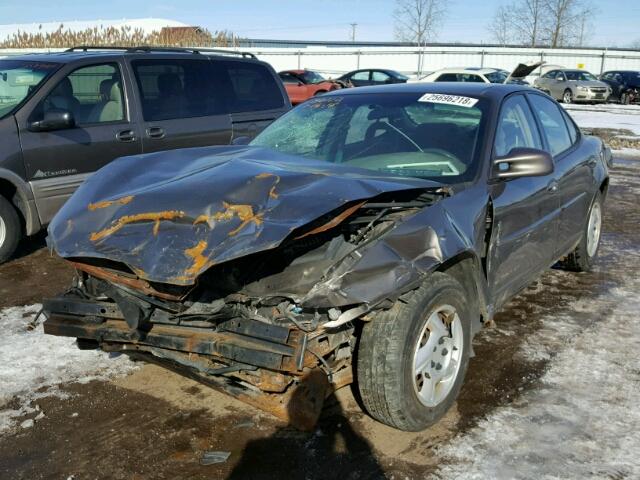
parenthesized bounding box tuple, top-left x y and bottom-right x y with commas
(494, 95, 542, 157)
(528, 94, 573, 156)
(132, 59, 228, 121)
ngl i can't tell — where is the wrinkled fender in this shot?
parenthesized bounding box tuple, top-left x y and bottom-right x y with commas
(0, 167, 41, 235)
(302, 187, 491, 320)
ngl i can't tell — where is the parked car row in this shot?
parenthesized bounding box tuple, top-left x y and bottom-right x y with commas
(278, 64, 640, 106)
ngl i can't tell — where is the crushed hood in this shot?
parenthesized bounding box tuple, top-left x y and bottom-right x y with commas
(48, 146, 439, 286)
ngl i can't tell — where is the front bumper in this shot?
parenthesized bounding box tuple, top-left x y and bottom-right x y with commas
(574, 88, 610, 102)
(42, 296, 351, 429)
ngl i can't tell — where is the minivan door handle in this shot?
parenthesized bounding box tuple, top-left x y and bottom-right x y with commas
(116, 130, 137, 142)
(146, 127, 166, 139)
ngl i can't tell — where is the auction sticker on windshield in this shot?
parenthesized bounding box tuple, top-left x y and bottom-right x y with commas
(418, 93, 479, 108)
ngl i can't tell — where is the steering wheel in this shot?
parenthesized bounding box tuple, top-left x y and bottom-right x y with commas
(421, 148, 459, 162)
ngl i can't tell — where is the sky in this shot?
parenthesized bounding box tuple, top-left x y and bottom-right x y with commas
(0, 0, 638, 47)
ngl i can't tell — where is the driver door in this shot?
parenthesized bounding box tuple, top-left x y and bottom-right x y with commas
(16, 61, 142, 225)
(487, 94, 560, 308)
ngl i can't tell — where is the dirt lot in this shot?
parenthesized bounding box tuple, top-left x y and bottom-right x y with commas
(1, 156, 639, 479)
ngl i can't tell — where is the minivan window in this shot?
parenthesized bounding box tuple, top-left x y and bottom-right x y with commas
(132, 59, 225, 121)
(215, 60, 285, 113)
(528, 94, 572, 156)
(0, 60, 59, 119)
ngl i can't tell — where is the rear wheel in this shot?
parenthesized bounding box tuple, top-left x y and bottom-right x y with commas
(357, 273, 472, 431)
(563, 89, 573, 104)
(562, 193, 603, 272)
(0, 196, 22, 264)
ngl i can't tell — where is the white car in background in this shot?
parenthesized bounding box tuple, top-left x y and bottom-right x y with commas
(413, 63, 543, 85)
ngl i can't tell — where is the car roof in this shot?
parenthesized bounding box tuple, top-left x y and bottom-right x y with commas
(3, 48, 260, 65)
(431, 68, 495, 75)
(324, 82, 527, 100)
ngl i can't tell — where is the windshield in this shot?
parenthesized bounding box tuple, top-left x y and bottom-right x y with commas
(565, 71, 597, 81)
(0, 60, 59, 119)
(251, 92, 488, 182)
(301, 71, 326, 84)
(485, 71, 509, 83)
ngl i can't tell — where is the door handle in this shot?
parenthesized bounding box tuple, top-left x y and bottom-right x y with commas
(547, 181, 559, 192)
(146, 127, 166, 139)
(116, 130, 136, 142)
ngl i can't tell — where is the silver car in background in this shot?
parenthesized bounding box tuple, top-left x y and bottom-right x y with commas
(534, 69, 611, 103)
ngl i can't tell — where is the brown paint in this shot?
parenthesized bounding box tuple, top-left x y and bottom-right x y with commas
(90, 211, 185, 242)
(87, 195, 134, 211)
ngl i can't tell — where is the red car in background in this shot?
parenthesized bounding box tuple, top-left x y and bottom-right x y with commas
(278, 70, 348, 105)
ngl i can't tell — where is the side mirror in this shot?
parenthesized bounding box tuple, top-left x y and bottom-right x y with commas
(231, 136, 251, 146)
(494, 148, 554, 179)
(28, 110, 75, 132)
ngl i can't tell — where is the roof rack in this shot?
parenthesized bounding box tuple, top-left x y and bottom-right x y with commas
(65, 46, 257, 59)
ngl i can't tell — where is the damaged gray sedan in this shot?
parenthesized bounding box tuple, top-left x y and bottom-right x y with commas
(43, 83, 609, 431)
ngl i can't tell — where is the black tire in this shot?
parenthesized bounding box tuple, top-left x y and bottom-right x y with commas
(356, 272, 472, 431)
(562, 193, 603, 272)
(0, 195, 22, 264)
(563, 89, 573, 104)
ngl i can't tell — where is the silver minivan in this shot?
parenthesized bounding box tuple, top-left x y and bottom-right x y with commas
(534, 69, 611, 104)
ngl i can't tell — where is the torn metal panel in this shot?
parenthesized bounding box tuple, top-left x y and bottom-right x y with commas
(48, 145, 439, 286)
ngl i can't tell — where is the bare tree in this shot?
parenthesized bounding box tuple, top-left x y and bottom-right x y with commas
(393, 0, 448, 45)
(488, 5, 513, 45)
(543, 0, 595, 47)
(513, 0, 545, 46)
(488, 0, 594, 47)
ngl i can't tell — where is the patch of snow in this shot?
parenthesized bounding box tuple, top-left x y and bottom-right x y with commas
(0, 304, 136, 433)
(434, 243, 640, 479)
(564, 104, 640, 135)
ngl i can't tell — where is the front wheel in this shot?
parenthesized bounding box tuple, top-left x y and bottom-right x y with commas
(357, 273, 472, 431)
(562, 193, 603, 272)
(563, 89, 573, 104)
(0, 195, 22, 264)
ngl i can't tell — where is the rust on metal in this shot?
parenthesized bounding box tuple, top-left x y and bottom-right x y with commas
(90, 210, 185, 242)
(87, 195, 134, 211)
(295, 201, 366, 240)
(70, 261, 190, 301)
(193, 202, 263, 237)
(183, 240, 213, 277)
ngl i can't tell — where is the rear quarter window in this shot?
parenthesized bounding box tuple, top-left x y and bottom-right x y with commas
(215, 60, 285, 113)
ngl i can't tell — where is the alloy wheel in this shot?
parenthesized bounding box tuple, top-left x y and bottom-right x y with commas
(412, 305, 464, 407)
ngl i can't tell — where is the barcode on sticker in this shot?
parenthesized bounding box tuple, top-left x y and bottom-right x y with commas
(418, 93, 479, 108)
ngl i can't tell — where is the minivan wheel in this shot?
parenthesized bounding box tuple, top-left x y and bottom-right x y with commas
(0, 196, 22, 264)
(562, 193, 603, 272)
(563, 89, 573, 104)
(621, 92, 630, 105)
(357, 273, 471, 431)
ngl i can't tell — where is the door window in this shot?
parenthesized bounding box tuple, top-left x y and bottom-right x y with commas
(279, 73, 301, 84)
(371, 71, 390, 82)
(132, 59, 226, 121)
(528, 94, 573, 156)
(35, 63, 124, 126)
(494, 95, 543, 157)
(459, 74, 485, 83)
(435, 73, 458, 82)
(352, 71, 370, 81)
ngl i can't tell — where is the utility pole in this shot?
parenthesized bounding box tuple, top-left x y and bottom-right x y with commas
(350, 23, 358, 42)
